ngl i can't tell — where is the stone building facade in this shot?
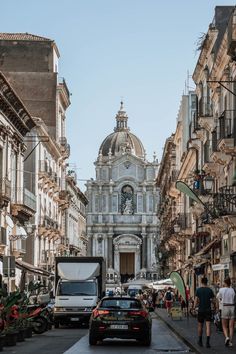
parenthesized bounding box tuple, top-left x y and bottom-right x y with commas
(86, 103, 159, 284)
(0, 33, 87, 285)
(157, 6, 236, 296)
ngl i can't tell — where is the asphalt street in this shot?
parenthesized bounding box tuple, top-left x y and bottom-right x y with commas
(65, 316, 191, 354)
(1, 316, 192, 354)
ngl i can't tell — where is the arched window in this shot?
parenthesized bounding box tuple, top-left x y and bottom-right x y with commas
(121, 185, 134, 214)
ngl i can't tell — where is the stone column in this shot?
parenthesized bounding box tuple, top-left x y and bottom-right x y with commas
(107, 234, 113, 268)
(87, 233, 93, 256)
(141, 233, 147, 268)
(114, 245, 119, 273)
(147, 234, 153, 269)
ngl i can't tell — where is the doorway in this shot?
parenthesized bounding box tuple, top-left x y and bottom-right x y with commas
(120, 252, 135, 283)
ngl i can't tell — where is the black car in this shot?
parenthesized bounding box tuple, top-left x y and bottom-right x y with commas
(89, 296, 152, 346)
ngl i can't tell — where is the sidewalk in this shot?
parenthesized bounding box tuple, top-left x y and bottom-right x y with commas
(156, 308, 235, 354)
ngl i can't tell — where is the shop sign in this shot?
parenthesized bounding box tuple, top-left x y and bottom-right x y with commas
(212, 263, 229, 271)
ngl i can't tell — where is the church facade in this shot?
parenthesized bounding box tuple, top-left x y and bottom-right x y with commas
(86, 103, 159, 284)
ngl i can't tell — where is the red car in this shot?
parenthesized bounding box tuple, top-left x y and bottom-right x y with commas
(89, 296, 152, 346)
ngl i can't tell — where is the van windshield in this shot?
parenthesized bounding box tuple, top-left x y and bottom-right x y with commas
(58, 281, 97, 296)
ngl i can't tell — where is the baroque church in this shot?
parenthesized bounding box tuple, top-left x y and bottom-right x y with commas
(86, 102, 159, 284)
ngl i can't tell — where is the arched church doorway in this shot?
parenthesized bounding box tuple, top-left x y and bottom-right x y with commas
(120, 252, 135, 283)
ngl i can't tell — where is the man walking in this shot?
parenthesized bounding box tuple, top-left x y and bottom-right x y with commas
(194, 277, 215, 348)
(217, 277, 235, 347)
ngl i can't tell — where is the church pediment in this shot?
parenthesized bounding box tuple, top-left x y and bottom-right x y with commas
(113, 234, 142, 246)
(111, 153, 145, 167)
(111, 155, 145, 182)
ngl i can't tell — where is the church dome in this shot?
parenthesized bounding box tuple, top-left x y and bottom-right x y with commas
(99, 102, 145, 159)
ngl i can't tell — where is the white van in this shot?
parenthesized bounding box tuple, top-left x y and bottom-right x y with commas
(127, 285, 143, 297)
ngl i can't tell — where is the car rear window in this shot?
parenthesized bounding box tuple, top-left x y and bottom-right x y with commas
(100, 299, 142, 309)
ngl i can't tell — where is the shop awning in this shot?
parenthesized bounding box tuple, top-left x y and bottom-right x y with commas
(16, 259, 52, 277)
(195, 239, 217, 257)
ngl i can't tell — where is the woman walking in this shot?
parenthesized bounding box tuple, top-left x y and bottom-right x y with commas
(217, 277, 235, 347)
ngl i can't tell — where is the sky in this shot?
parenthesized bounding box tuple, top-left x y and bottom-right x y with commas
(1, 0, 236, 191)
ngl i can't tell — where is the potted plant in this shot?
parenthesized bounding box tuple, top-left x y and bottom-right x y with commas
(2, 325, 18, 347)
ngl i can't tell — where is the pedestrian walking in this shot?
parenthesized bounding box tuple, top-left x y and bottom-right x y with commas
(194, 277, 215, 348)
(164, 287, 173, 316)
(217, 277, 235, 347)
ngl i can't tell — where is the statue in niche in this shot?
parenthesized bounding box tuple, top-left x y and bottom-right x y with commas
(121, 185, 134, 214)
(123, 199, 133, 214)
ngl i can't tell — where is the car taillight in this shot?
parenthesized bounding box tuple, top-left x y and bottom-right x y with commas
(128, 310, 148, 318)
(93, 309, 110, 318)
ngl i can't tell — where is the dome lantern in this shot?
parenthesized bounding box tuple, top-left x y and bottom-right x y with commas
(114, 101, 129, 132)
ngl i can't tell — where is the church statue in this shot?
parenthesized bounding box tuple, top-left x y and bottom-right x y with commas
(123, 198, 133, 214)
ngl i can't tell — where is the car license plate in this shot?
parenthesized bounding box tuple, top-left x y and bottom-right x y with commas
(70, 318, 79, 321)
(110, 324, 128, 330)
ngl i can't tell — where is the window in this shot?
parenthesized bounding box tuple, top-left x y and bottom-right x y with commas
(102, 194, 107, 212)
(137, 195, 143, 213)
(148, 195, 153, 212)
(58, 281, 97, 296)
(94, 195, 99, 212)
(100, 299, 142, 309)
(112, 194, 118, 212)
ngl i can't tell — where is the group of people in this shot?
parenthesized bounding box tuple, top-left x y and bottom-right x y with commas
(144, 277, 235, 349)
(194, 276, 235, 348)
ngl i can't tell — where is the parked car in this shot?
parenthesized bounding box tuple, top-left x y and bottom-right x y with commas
(89, 296, 152, 346)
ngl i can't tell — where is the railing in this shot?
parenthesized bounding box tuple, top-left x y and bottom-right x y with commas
(219, 110, 235, 140)
(43, 216, 59, 229)
(212, 185, 236, 216)
(23, 188, 36, 211)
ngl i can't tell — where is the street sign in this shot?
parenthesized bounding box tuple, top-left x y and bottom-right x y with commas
(3, 256, 16, 277)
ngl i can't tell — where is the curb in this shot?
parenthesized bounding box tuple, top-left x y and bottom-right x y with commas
(156, 312, 201, 354)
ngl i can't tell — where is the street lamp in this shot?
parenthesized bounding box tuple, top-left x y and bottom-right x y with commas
(202, 176, 214, 193)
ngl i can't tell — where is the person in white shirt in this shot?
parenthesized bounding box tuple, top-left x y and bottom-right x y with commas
(217, 277, 235, 347)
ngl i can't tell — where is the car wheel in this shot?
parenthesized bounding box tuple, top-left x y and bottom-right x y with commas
(142, 329, 152, 346)
(89, 332, 98, 345)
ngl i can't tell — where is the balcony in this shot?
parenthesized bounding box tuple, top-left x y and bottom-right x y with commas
(58, 190, 71, 209)
(227, 10, 236, 59)
(198, 96, 214, 131)
(0, 178, 11, 208)
(11, 188, 36, 223)
(212, 185, 236, 216)
(217, 110, 236, 153)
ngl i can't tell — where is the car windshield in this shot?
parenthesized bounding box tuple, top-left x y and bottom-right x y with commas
(58, 281, 97, 296)
(100, 299, 142, 309)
